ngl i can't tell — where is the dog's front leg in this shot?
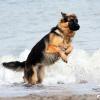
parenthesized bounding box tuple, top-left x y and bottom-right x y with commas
(58, 50, 68, 63)
(59, 44, 73, 63)
(65, 44, 73, 55)
(45, 44, 68, 62)
(58, 43, 73, 63)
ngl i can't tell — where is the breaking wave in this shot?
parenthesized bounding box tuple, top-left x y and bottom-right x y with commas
(0, 48, 100, 85)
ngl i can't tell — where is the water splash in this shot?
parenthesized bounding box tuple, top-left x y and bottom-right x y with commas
(0, 49, 100, 85)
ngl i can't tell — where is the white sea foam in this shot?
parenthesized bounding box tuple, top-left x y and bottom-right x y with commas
(0, 48, 100, 85)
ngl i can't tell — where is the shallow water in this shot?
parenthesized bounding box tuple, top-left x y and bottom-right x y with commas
(0, 0, 100, 86)
(0, 83, 100, 97)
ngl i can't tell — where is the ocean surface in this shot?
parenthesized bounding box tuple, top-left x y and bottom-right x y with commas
(0, 0, 100, 87)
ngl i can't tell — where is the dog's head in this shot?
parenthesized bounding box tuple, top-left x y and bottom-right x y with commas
(61, 12, 80, 31)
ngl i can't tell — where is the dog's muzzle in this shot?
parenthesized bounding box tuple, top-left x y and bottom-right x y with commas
(68, 20, 80, 31)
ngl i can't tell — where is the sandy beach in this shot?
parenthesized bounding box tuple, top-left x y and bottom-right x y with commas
(0, 94, 98, 100)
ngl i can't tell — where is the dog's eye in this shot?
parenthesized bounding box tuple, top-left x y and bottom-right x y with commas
(69, 19, 78, 23)
(68, 19, 73, 23)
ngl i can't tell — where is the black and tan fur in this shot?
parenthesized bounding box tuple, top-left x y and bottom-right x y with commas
(2, 12, 80, 85)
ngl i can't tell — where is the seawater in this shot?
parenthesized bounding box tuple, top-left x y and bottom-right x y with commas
(0, 0, 100, 85)
(0, 48, 100, 84)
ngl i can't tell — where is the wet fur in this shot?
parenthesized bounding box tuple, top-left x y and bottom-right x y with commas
(2, 12, 80, 85)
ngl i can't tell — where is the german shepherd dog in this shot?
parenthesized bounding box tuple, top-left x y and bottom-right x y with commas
(2, 12, 80, 85)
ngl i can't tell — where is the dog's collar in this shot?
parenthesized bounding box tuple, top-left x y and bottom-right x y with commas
(54, 26, 64, 38)
(56, 26, 64, 33)
(54, 29, 64, 38)
(50, 26, 64, 38)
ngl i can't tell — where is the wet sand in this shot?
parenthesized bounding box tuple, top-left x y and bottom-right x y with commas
(0, 94, 98, 100)
(0, 84, 100, 100)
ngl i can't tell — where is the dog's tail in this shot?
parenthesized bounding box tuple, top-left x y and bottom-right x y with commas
(2, 61, 25, 71)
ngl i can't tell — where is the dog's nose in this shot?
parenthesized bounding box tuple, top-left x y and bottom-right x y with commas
(69, 22, 80, 31)
(75, 24, 80, 30)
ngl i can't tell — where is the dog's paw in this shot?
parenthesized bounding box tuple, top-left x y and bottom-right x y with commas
(62, 59, 68, 63)
(64, 60, 68, 63)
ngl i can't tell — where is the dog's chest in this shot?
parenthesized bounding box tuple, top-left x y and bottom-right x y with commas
(42, 53, 60, 65)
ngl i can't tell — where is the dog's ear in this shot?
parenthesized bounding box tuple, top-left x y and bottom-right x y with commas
(61, 12, 68, 22)
(61, 12, 66, 18)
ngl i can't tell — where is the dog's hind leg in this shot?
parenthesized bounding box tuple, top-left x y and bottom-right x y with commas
(24, 64, 38, 85)
(31, 66, 38, 85)
(37, 65, 45, 84)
